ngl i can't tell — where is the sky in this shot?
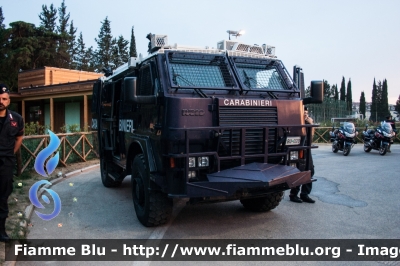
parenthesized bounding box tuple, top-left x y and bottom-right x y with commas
(2, 0, 399, 104)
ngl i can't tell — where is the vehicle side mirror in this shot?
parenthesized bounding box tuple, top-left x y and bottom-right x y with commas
(123, 77, 156, 104)
(303, 80, 323, 104)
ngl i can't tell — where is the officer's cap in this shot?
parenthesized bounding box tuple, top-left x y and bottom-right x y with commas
(0, 84, 10, 94)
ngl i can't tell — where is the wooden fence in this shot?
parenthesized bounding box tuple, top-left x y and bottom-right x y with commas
(15, 128, 398, 176)
(16, 132, 97, 176)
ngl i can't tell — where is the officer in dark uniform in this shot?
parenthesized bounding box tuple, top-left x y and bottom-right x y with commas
(0, 84, 24, 242)
(289, 106, 315, 203)
(385, 115, 397, 153)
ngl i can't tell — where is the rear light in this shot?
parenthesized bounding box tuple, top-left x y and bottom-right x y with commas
(170, 158, 175, 168)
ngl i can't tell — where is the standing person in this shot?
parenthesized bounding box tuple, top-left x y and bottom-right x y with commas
(0, 84, 24, 242)
(289, 106, 315, 203)
(385, 115, 396, 153)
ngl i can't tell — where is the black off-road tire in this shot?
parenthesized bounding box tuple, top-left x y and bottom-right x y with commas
(131, 154, 172, 227)
(240, 192, 284, 212)
(100, 157, 122, 187)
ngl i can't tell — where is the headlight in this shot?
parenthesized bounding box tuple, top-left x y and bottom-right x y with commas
(188, 171, 196, 179)
(198, 157, 209, 167)
(189, 157, 196, 168)
(344, 132, 355, 138)
(290, 151, 298, 160)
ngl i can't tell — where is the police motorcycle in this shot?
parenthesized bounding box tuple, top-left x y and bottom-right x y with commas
(330, 122, 358, 156)
(362, 121, 395, 156)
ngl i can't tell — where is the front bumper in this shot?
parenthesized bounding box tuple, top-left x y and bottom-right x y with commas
(183, 162, 311, 198)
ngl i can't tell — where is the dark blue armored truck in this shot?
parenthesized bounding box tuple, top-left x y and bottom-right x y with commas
(91, 34, 323, 226)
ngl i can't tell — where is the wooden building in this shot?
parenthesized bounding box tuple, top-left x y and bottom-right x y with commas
(10, 67, 103, 133)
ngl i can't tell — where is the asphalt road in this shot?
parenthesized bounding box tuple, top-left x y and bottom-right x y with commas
(13, 144, 400, 266)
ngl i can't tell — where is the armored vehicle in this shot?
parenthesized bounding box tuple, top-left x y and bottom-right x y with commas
(91, 34, 323, 226)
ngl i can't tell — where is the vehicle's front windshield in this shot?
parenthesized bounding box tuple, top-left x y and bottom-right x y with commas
(236, 64, 287, 90)
(343, 122, 356, 133)
(381, 121, 393, 133)
(232, 58, 290, 91)
(166, 52, 236, 90)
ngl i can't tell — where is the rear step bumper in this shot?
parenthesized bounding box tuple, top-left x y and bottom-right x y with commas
(182, 163, 312, 198)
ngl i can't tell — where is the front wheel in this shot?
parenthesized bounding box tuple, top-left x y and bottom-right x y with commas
(332, 142, 338, 153)
(131, 154, 172, 227)
(343, 145, 351, 156)
(364, 144, 372, 153)
(240, 192, 284, 212)
(379, 145, 387, 156)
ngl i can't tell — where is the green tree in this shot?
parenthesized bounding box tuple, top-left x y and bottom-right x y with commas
(395, 95, 400, 119)
(380, 79, 389, 120)
(75, 32, 94, 71)
(111, 35, 129, 68)
(346, 79, 352, 112)
(0, 21, 60, 90)
(359, 91, 366, 120)
(0, 7, 5, 29)
(56, 0, 72, 68)
(340, 76, 346, 101)
(38, 4, 57, 32)
(57, 0, 69, 35)
(333, 84, 339, 101)
(323, 80, 331, 98)
(95, 17, 115, 71)
(129, 26, 137, 58)
(370, 78, 378, 121)
(67, 20, 77, 68)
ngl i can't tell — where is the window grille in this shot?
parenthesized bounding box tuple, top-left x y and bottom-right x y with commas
(166, 52, 236, 89)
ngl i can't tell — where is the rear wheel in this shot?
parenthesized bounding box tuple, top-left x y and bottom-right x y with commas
(240, 192, 284, 212)
(364, 144, 372, 153)
(100, 157, 122, 187)
(131, 154, 172, 226)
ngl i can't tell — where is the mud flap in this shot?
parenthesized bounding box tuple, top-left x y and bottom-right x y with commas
(186, 163, 311, 197)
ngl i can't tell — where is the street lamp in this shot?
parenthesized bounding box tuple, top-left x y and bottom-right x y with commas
(227, 30, 245, 40)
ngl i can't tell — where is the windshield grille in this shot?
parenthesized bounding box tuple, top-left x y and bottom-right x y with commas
(231, 58, 289, 91)
(166, 52, 236, 89)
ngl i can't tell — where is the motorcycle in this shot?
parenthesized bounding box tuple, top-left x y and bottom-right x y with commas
(330, 122, 358, 156)
(362, 121, 395, 156)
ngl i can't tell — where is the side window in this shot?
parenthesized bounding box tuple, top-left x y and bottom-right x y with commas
(138, 65, 153, 96)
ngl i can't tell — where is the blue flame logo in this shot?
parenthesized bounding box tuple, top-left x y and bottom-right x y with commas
(29, 180, 61, 221)
(34, 130, 61, 177)
(29, 130, 62, 221)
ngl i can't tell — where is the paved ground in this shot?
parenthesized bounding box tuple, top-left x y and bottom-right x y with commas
(8, 144, 400, 266)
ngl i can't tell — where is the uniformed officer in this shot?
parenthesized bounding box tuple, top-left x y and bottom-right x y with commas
(0, 84, 24, 242)
(289, 106, 315, 203)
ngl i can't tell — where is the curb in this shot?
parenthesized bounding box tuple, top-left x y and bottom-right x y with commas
(4, 163, 100, 266)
